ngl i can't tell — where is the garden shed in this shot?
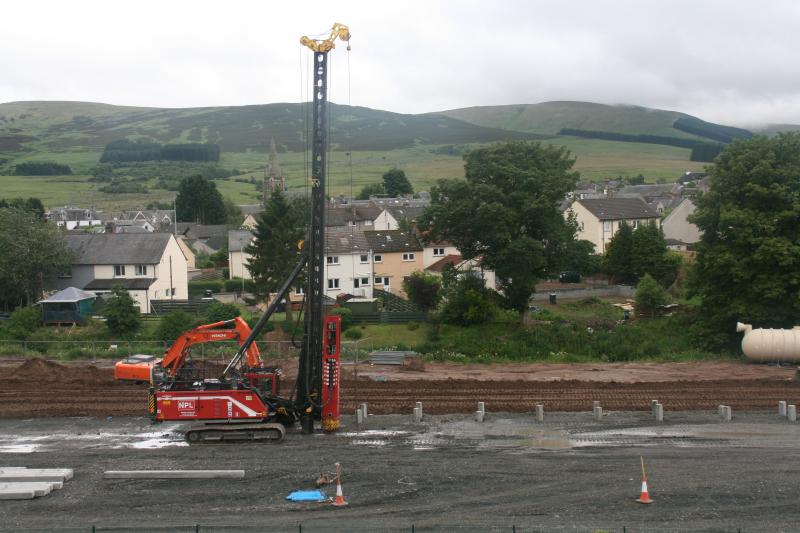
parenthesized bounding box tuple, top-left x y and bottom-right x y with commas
(38, 287, 97, 325)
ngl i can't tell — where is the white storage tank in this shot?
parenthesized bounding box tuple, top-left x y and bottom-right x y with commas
(737, 322, 800, 362)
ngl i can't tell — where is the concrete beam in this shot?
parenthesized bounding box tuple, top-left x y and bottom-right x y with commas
(0, 488, 36, 500)
(0, 468, 73, 480)
(104, 470, 245, 479)
(0, 482, 56, 497)
(0, 471, 71, 483)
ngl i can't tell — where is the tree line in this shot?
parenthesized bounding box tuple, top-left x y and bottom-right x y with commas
(13, 162, 72, 175)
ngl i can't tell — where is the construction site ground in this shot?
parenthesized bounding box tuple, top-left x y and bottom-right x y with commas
(3, 358, 800, 531)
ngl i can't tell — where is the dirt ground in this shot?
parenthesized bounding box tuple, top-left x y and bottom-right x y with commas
(3, 412, 800, 532)
(1, 358, 799, 418)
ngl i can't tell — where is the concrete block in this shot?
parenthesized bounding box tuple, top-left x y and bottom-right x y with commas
(360, 403, 368, 418)
(535, 403, 544, 423)
(104, 470, 245, 479)
(0, 471, 71, 483)
(0, 482, 56, 497)
(655, 403, 664, 422)
(718, 405, 725, 418)
(415, 401, 423, 413)
(779, 401, 787, 417)
(722, 406, 732, 421)
(356, 408, 364, 425)
(412, 407, 422, 423)
(651, 400, 659, 415)
(593, 406, 603, 421)
(474, 411, 484, 423)
(0, 488, 36, 500)
(788, 405, 797, 422)
(477, 402, 485, 413)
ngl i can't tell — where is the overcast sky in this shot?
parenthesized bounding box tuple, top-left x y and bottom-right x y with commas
(2, 0, 799, 126)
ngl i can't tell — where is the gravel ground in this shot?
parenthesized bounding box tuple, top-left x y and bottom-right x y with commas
(2, 411, 800, 532)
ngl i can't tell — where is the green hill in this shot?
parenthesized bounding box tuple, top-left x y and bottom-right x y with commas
(0, 100, 541, 157)
(439, 101, 752, 143)
(755, 124, 800, 136)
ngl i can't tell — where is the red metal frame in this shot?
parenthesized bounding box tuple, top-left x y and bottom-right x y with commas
(321, 315, 342, 432)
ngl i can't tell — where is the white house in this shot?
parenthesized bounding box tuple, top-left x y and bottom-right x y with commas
(47, 207, 102, 230)
(228, 230, 255, 281)
(55, 233, 188, 313)
(567, 197, 661, 254)
(661, 198, 702, 251)
(422, 241, 459, 268)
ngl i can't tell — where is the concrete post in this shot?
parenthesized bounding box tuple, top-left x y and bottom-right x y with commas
(651, 400, 659, 415)
(412, 407, 422, 423)
(593, 400, 601, 410)
(779, 401, 787, 417)
(654, 403, 664, 422)
(356, 408, 364, 425)
(415, 401, 423, 416)
(535, 403, 544, 423)
(477, 401, 485, 413)
(593, 406, 603, 421)
(718, 405, 725, 418)
(475, 410, 484, 423)
(722, 405, 732, 421)
(788, 405, 797, 422)
(360, 403, 368, 418)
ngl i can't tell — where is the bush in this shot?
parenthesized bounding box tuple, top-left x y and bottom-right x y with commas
(635, 274, 669, 317)
(440, 275, 497, 326)
(406, 321, 420, 331)
(223, 278, 256, 293)
(402, 271, 442, 311)
(104, 287, 141, 337)
(155, 310, 198, 342)
(205, 302, 240, 323)
(4, 306, 41, 340)
(188, 280, 224, 297)
(343, 328, 363, 340)
(328, 307, 353, 331)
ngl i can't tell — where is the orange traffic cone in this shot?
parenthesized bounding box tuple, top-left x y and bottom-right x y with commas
(332, 462, 348, 507)
(636, 456, 653, 504)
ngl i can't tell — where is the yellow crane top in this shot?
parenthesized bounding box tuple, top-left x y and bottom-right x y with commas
(300, 22, 351, 53)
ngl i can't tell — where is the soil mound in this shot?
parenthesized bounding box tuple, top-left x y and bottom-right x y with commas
(8, 358, 115, 385)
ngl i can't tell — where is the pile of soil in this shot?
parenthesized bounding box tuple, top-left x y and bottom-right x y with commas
(7, 358, 116, 385)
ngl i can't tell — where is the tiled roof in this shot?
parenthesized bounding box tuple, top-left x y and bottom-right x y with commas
(228, 230, 254, 252)
(65, 233, 171, 265)
(576, 198, 660, 221)
(364, 230, 422, 253)
(425, 254, 462, 273)
(325, 227, 370, 254)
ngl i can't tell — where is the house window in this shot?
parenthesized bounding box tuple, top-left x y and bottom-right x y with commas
(632, 220, 639, 229)
(295, 286, 305, 296)
(402, 253, 415, 261)
(327, 278, 340, 290)
(354, 277, 370, 288)
(603, 221, 612, 232)
(361, 277, 370, 286)
(433, 248, 445, 257)
(364, 220, 373, 226)
(374, 254, 382, 263)
(327, 256, 339, 265)
(57, 267, 73, 279)
(114, 265, 126, 277)
(360, 254, 369, 264)
(135, 265, 147, 276)
(375, 276, 390, 286)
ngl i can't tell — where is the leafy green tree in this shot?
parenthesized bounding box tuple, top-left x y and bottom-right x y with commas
(328, 307, 353, 331)
(0, 197, 45, 219)
(155, 310, 197, 342)
(104, 286, 141, 337)
(382, 168, 413, 196)
(689, 133, 800, 347)
(631, 222, 680, 284)
(440, 274, 497, 326)
(205, 302, 240, 323)
(635, 274, 669, 317)
(402, 271, 442, 312)
(175, 175, 226, 224)
(246, 191, 309, 319)
(356, 182, 385, 200)
(223, 198, 243, 226)
(0, 207, 72, 307)
(420, 141, 580, 315)
(4, 306, 41, 340)
(603, 221, 635, 283)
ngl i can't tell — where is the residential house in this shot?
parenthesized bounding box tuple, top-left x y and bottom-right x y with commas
(661, 198, 702, 251)
(326, 205, 384, 229)
(176, 223, 227, 255)
(425, 254, 498, 291)
(364, 230, 423, 297)
(567, 197, 661, 254)
(617, 184, 683, 214)
(47, 207, 102, 230)
(54, 233, 188, 313)
(422, 241, 459, 268)
(228, 230, 255, 281)
(118, 209, 175, 232)
(324, 227, 374, 298)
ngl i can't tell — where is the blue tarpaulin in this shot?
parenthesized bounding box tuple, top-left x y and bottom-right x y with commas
(285, 489, 328, 502)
